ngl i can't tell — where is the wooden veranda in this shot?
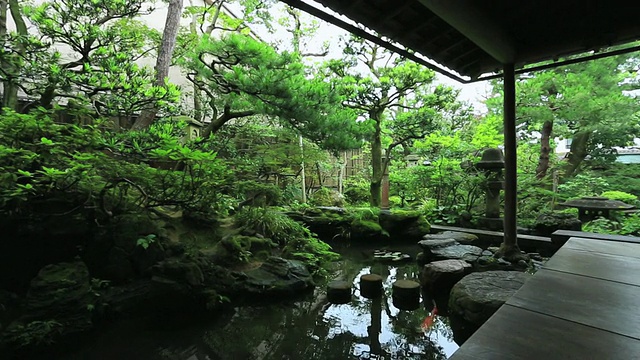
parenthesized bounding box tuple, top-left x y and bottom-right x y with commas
(450, 236, 640, 359)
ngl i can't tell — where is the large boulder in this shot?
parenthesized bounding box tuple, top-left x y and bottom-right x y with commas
(448, 271, 530, 343)
(420, 259, 472, 294)
(238, 257, 314, 298)
(2, 261, 95, 348)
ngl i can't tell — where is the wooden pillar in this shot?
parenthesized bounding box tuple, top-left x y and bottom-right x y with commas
(381, 152, 390, 210)
(503, 63, 517, 248)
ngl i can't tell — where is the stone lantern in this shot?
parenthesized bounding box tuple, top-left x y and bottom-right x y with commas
(476, 148, 505, 230)
(559, 196, 635, 223)
(405, 154, 420, 167)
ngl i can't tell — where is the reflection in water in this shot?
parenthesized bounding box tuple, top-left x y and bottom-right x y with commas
(60, 245, 459, 360)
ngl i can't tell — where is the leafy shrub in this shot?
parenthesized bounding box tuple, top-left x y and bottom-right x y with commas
(582, 213, 640, 236)
(0, 110, 232, 220)
(582, 218, 620, 234)
(558, 174, 609, 199)
(236, 180, 282, 207)
(308, 187, 344, 207)
(591, 163, 640, 197)
(343, 177, 370, 205)
(620, 213, 640, 236)
(600, 190, 638, 204)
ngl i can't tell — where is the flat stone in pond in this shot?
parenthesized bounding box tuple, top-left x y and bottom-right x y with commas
(422, 231, 479, 245)
(449, 271, 530, 327)
(420, 259, 472, 293)
(431, 244, 483, 262)
(242, 257, 314, 297)
(418, 238, 458, 252)
(327, 280, 352, 304)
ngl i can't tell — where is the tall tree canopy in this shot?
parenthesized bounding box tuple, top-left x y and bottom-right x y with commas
(326, 36, 471, 206)
(180, 32, 362, 152)
(0, 0, 180, 124)
(488, 54, 640, 178)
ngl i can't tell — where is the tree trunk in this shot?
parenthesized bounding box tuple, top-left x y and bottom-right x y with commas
(315, 161, 323, 187)
(535, 120, 553, 179)
(189, 8, 204, 122)
(370, 110, 383, 207)
(131, 0, 183, 130)
(2, 0, 26, 110)
(565, 131, 591, 178)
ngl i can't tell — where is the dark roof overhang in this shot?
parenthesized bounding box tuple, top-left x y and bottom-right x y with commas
(279, 0, 640, 83)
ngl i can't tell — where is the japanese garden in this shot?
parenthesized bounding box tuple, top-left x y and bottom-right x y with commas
(1, 1, 640, 359)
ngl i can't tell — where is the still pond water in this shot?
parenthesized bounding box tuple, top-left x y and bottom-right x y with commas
(63, 244, 459, 360)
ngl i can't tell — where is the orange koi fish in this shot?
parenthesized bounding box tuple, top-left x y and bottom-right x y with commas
(421, 303, 438, 332)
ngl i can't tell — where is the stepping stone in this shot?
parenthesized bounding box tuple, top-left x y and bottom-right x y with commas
(432, 244, 483, 262)
(327, 280, 351, 304)
(360, 274, 383, 298)
(420, 259, 472, 294)
(422, 231, 479, 245)
(392, 280, 421, 310)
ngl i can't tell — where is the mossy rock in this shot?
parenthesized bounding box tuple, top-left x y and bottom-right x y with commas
(379, 210, 430, 240)
(350, 219, 388, 240)
(2, 261, 95, 348)
(534, 212, 582, 236)
(285, 209, 350, 239)
(211, 235, 277, 263)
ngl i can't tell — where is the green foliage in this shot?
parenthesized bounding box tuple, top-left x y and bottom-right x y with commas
(3, 320, 63, 347)
(582, 213, 640, 237)
(234, 207, 309, 244)
(136, 234, 157, 250)
(347, 207, 380, 222)
(0, 110, 232, 220)
(233, 207, 338, 274)
(582, 217, 621, 234)
(620, 213, 640, 236)
(180, 32, 362, 151)
(326, 37, 472, 206)
(236, 181, 282, 207)
(4, 0, 180, 114)
(343, 177, 370, 205)
(489, 54, 640, 176)
(558, 174, 609, 199)
(600, 190, 638, 204)
(308, 187, 344, 207)
(592, 164, 640, 197)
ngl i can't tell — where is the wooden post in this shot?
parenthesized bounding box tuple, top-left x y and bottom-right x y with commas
(299, 134, 306, 203)
(502, 63, 520, 256)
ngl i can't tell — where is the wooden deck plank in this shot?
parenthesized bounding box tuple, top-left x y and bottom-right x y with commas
(450, 238, 640, 359)
(429, 224, 553, 247)
(449, 305, 640, 360)
(544, 246, 640, 286)
(507, 269, 640, 340)
(551, 230, 640, 245)
(563, 237, 640, 259)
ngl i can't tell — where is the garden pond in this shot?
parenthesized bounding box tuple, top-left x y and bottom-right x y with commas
(54, 243, 458, 360)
